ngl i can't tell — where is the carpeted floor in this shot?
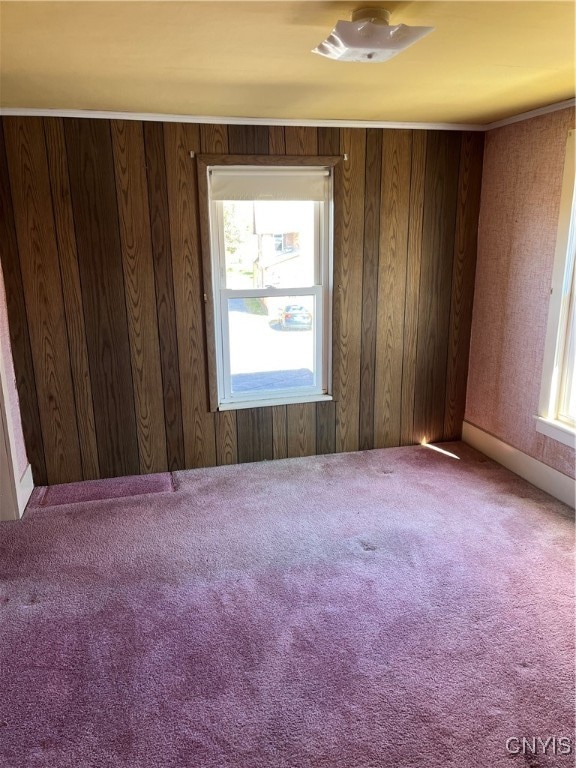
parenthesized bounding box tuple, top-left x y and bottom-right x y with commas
(0, 442, 574, 767)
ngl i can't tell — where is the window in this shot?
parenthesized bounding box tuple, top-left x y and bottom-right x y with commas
(197, 157, 337, 411)
(537, 130, 576, 447)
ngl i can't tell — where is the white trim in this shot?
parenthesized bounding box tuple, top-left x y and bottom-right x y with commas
(0, 99, 573, 132)
(538, 130, 575, 427)
(16, 462, 34, 515)
(219, 393, 333, 411)
(0, 323, 33, 520)
(484, 99, 576, 131)
(462, 421, 575, 509)
(0, 395, 32, 521)
(0, 401, 18, 521)
(221, 287, 321, 300)
(0, 107, 485, 132)
(208, 169, 332, 409)
(535, 416, 575, 449)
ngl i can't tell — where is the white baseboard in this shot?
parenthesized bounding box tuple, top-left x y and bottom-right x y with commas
(16, 463, 34, 516)
(462, 421, 575, 509)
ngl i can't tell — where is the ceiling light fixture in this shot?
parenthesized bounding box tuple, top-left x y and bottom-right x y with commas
(312, 7, 434, 63)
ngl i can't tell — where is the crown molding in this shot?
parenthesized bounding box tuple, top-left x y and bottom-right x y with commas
(484, 98, 575, 131)
(0, 98, 573, 132)
(0, 108, 486, 132)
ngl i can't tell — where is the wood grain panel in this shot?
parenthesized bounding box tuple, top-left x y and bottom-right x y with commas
(444, 132, 484, 439)
(374, 131, 412, 449)
(318, 127, 341, 156)
(316, 401, 336, 455)
(199, 124, 228, 154)
(228, 125, 269, 154)
(400, 131, 427, 446)
(359, 129, 382, 450)
(64, 118, 139, 478)
(333, 128, 366, 453)
(111, 120, 168, 474)
(272, 405, 288, 459)
(43, 117, 99, 480)
(237, 408, 273, 463)
(4, 117, 82, 484)
(215, 411, 237, 465)
(414, 131, 461, 444)
(287, 403, 316, 458)
(164, 121, 216, 467)
(2, 118, 483, 484)
(268, 127, 285, 155)
(285, 127, 318, 155)
(0, 120, 47, 485)
(143, 121, 185, 471)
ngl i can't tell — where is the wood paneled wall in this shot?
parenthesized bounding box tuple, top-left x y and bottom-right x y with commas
(0, 117, 483, 485)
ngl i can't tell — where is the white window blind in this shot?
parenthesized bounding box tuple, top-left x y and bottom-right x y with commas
(209, 167, 331, 201)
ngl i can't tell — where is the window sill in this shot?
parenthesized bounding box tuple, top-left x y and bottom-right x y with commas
(218, 393, 333, 411)
(535, 416, 576, 448)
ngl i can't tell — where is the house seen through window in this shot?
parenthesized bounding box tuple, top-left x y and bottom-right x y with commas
(199, 161, 335, 410)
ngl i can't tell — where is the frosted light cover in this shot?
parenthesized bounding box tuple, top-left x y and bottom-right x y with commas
(312, 19, 434, 63)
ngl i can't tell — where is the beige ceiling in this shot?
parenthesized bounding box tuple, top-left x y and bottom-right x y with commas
(0, 1, 574, 125)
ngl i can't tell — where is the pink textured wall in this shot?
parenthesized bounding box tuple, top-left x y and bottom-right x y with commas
(0, 262, 28, 478)
(466, 107, 575, 479)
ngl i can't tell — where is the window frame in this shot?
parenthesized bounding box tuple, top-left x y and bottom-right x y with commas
(197, 154, 340, 412)
(536, 129, 576, 448)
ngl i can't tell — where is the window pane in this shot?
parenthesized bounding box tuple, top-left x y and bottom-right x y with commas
(559, 327, 575, 424)
(227, 296, 317, 395)
(558, 271, 576, 426)
(223, 201, 316, 290)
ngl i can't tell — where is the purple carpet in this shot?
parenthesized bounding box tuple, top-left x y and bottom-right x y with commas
(0, 443, 573, 767)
